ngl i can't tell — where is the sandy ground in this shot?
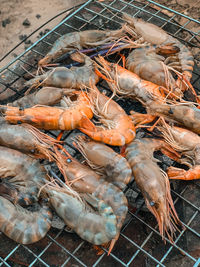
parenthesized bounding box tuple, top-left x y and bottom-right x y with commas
(0, 0, 84, 67)
(0, 0, 199, 68)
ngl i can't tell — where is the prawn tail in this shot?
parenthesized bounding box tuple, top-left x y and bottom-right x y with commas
(38, 55, 52, 67)
(107, 233, 120, 255)
(70, 52, 86, 63)
(80, 128, 127, 146)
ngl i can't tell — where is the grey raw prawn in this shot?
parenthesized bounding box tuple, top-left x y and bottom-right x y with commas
(125, 138, 181, 241)
(0, 146, 47, 206)
(126, 45, 184, 98)
(8, 87, 75, 108)
(0, 120, 62, 159)
(124, 13, 194, 84)
(0, 196, 52, 244)
(46, 186, 117, 246)
(149, 102, 200, 135)
(75, 136, 133, 189)
(58, 154, 128, 254)
(38, 27, 126, 66)
(26, 54, 99, 89)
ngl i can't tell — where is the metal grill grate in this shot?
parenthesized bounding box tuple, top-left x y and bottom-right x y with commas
(0, 1, 200, 266)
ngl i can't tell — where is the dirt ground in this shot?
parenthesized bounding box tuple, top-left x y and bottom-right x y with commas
(0, 0, 199, 68)
(0, 0, 85, 68)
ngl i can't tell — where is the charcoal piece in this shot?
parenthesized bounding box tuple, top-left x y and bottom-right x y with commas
(22, 18, 31, 27)
(2, 18, 11, 27)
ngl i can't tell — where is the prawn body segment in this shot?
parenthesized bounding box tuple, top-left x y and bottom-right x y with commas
(75, 137, 132, 189)
(0, 196, 52, 244)
(48, 189, 117, 245)
(0, 146, 47, 206)
(8, 87, 74, 108)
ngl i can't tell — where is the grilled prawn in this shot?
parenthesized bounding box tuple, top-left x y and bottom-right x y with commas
(1, 91, 93, 131)
(59, 154, 128, 254)
(47, 187, 117, 246)
(124, 13, 194, 84)
(95, 56, 174, 104)
(125, 138, 181, 240)
(38, 27, 126, 66)
(149, 102, 200, 134)
(28, 54, 99, 89)
(0, 120, 61, 157)
(80, 87, 136, 146)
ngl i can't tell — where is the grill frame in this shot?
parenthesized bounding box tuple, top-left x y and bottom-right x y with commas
(0, 1, 200, 266)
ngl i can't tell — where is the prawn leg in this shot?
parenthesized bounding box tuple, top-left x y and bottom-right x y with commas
(168, 166, 200, 180)
(129, 111, 157, 128)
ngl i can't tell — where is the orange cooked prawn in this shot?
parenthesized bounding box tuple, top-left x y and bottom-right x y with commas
(95, 56, 178, 105)
(159, 123, 200, 181)
(0, 91, 93, 131)
(79, 86, 136, 146)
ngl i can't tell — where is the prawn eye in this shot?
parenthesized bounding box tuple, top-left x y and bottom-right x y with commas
(67, 158, 72, 163)
(17, 121, 22, 124)
(150, 201, 155, 206)
(19, 107, 24, 111)
(39, 79, 43, 83)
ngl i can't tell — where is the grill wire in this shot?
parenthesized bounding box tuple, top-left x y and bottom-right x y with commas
(0, 0, 200, 266)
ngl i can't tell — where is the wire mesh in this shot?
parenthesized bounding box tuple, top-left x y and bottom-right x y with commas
(0, 0, 200, 266)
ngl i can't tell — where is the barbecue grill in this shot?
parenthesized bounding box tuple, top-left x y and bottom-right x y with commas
(0, 1, 200, 266)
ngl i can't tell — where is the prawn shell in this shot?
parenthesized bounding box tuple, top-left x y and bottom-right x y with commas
(125, 138, 181, 239)
(0, 196, 52, 244)
(76, 138, 132, 189)
(2, 92, 93, 131)
(48, 189, 117, 245)
(0, 146, 47, 206)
